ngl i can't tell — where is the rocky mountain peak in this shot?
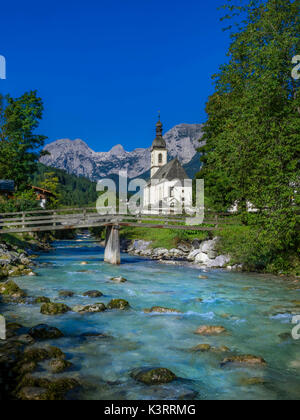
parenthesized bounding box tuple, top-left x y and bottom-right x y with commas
(40, 123, 204, 181)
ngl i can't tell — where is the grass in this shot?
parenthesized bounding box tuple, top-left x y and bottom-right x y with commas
(120, 226, 211, 250)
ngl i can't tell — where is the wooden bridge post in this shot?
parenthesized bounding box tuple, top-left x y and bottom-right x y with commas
(104, 225, 121, 265)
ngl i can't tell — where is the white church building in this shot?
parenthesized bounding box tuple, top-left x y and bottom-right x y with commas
(143, 117, 192, 214)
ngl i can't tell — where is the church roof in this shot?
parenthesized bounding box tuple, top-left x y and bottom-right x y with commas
(151, 136, 166, 150)
(152, 158, 190, 181)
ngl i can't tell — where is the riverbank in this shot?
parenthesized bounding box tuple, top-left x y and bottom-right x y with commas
(122, 237, 234, 270)
(0, 234, 52, 280)
(119, 225, 300, 278)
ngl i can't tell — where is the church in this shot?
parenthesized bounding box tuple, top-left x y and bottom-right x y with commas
(143, 117, 192, 214)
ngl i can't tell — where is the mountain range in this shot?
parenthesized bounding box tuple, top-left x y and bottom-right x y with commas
(40, 123, 204, 181)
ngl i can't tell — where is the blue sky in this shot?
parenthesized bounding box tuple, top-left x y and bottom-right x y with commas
(0, 0, 231, 152)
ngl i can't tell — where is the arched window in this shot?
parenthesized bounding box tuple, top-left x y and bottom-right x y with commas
(158, 153, 163, 164)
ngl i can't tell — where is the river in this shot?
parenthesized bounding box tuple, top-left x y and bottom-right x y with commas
(2, 234, 300, 400)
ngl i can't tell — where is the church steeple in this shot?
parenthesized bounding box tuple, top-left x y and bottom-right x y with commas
(150, 114, 167, 178)
(151, 113, 166, 151)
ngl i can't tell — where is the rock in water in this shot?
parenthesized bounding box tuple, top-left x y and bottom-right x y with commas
(110, 277, 127, 283)
(191, 344, 230, 353)
(75, 303, 106, 313)
(21, 346, 65, 363)
(194, 325, 227, 336)
(191, 344, 212, 352)
(18, 387, 50, 401)
(144, 306, 182, 314)
(131, 367, 177, 385)
(221, 355, 266, 367)
(40, 303, 71, 315)
(239, 377, 267, 386)
(17, 376, 80, 400)
(0, 280, 27, 298)
(34, 296, 51, 304)
(107, 299, 130, 310)
(58, 290, 75, 298)
(72, 305, 86, 313)
(83, 290, 103, 298)
(28, 324, 64, 340)
(48, 359, 73, 373)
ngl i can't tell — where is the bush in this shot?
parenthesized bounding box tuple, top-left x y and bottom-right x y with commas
(217, 222, 300, 275)
(0, 190, 39, 213)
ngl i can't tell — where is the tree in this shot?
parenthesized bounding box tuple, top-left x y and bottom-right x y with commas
(198, 0, 300, 271)
(39, 172, 61, 208)
(0, 91, 47, 191)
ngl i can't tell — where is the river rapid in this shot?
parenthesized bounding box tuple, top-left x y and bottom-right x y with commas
(2, 234, 300, 400)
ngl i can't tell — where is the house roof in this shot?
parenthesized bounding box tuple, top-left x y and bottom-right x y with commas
(0, 180, 15, 192)
(151, 158, 190, 182)
(31, 186, 55, 196)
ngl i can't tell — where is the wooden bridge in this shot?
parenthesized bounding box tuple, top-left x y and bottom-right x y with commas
(0, 207, 220, 265)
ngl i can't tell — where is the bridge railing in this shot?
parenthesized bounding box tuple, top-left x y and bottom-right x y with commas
(0, 206, 239, 234)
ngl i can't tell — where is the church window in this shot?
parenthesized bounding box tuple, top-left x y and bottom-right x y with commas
(158, 153, 163, 164)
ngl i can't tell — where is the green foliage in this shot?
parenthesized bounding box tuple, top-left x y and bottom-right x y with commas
(217, 221, 300, 275)
(0, 91, 47, 191)
(32, 163, 98, 207)
(0, 190, 39, 213)
(197, 0, 300, 274)
(120, 226, 209, 249)
(38, 171, 61, 209)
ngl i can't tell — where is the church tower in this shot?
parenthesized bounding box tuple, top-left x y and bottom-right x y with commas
(150, 115, 167, 178)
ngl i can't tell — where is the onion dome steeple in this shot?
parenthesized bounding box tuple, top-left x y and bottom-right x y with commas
(151, 112, 166, 150)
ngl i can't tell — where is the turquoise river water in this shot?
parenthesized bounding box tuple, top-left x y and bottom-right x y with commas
(2, 234, 300, 400)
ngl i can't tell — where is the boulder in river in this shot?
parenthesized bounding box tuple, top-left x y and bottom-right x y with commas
(131, 367, 177, 385)
(110, 277, 127, 283)
(17, 376, 80, 400)
(48, 359, 73, 374)
(108, 299, 130, 310)
(21, 346, 65, 364)
(34, 296, 51, 304)
(221, 355, 266, 367)
(191, 344, 230, 353)
(72, 305, 86, 313)
(191, 344, 212, 352)
(28, 324, 64, 340)
(144, 306, 182, 314)
(18, 386, 50, 401)
(83, 290, 103, 298)
(40, 303, 71, 316)
(194, 325, 227, 336)
(75, 303, 106, 313)
(58, 290, 75, 298)
(0, 280, 27, 298)
(278, 332, 292, 342)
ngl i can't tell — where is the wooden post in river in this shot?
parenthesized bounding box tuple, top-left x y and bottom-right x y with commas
(104, 225, 121, 265)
